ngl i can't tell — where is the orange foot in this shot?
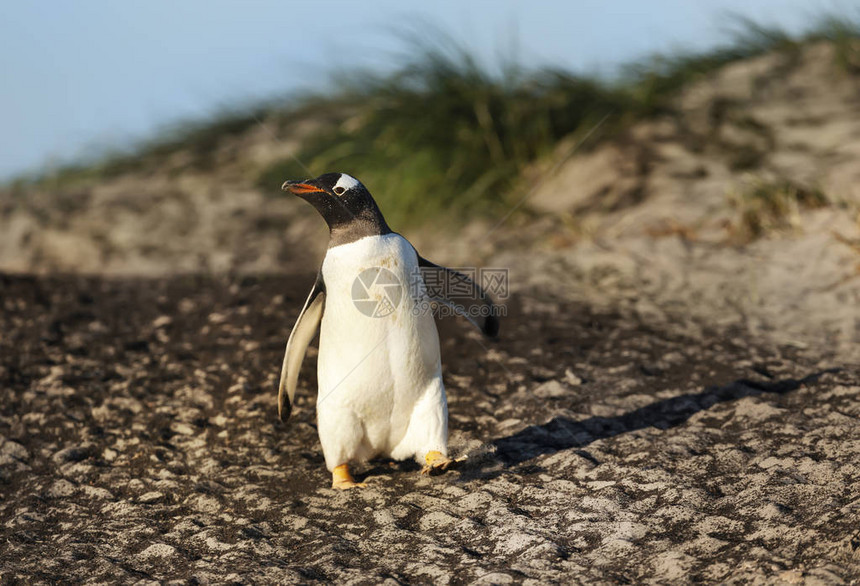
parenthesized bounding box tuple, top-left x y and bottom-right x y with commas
(421, 450, 466, 476)
(332, 463, 366, 490)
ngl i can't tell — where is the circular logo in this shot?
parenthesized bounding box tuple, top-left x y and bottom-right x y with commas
(351, 267, 403, 318)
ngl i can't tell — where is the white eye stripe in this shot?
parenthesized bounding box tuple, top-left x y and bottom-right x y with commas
(334, 174, 360, 192)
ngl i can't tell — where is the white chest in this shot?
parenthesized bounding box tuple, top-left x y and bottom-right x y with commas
(321, 233, 418, 314)
(317, 234, 440, 396)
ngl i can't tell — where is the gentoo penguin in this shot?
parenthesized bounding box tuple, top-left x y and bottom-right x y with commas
(278, 172, 499, 489)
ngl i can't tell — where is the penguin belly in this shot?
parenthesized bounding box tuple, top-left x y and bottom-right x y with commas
(315, 233, 447, 471)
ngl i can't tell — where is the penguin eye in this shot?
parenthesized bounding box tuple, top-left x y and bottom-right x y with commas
(333, 186, 346, 196)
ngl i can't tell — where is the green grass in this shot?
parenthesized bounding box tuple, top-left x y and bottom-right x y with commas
(14, 14, 860, 227)
(257, 30, 635, 225)
(264, 14, 859, 227)
(258, 15, 860, 226)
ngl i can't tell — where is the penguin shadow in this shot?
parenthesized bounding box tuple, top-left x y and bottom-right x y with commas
(464, 369, 841, 481)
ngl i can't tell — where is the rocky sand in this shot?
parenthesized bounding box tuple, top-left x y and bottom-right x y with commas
(2, 273, 859, 583)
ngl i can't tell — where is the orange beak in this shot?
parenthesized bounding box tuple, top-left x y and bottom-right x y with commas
(282, 181, 325, 195)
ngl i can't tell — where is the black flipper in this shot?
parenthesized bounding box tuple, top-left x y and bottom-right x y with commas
(278, 273, 325, 422)
(415, 252, 500, 338)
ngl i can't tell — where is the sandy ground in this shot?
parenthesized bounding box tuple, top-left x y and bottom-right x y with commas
(2, 273, 859, 584)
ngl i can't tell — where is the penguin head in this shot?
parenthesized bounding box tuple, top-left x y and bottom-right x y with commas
(282, 173, 390, 239)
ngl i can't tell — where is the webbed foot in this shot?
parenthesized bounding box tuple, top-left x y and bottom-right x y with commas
(421, 450, 466, 475)
(332, 463, 366, 489)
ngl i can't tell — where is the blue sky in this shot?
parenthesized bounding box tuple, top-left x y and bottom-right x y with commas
(0, 0, 848, 179)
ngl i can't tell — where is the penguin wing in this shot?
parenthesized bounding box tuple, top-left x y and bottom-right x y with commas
(415, 253, 500, 338)
(278, 273, 325, 422)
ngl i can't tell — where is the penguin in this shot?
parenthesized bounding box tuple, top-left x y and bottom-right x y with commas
(278, 172, 499, 489)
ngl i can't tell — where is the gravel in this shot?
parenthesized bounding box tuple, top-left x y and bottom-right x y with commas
(1, 273, 858, 583)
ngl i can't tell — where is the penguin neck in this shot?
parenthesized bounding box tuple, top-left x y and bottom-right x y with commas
(327, 209, 392, 248)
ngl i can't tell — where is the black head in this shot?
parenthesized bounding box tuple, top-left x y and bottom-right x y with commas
(282, 172, 391, 246)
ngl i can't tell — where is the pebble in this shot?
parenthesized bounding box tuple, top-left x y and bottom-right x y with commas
(139, 491, 165, 504)
(533, 380, 569, 398)
(47, 480, 76, 498)
(51, 446, 91, 464)
(139, 543, 179, 560)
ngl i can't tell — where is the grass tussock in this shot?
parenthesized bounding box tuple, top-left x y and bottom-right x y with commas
(726, 177, 829, 243)
(258, 31, 635, 225)
(15, 14, 860, 226)
(258, 15, 860, 226)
